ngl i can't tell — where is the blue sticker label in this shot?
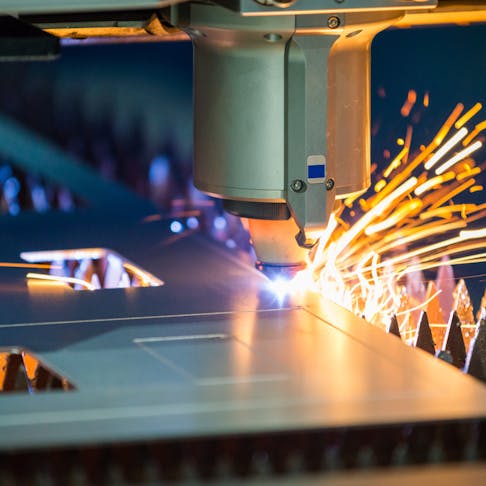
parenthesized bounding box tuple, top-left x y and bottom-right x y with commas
(307, 164, 326, 180)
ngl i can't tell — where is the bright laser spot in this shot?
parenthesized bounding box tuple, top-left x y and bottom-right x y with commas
(267, 277, 293, 302)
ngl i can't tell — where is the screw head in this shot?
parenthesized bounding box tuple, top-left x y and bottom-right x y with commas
(264, 33, 282, 42)
(325, 178, 335, 191)
(290, 179, 305, 192)
(327, 16, 341, 29)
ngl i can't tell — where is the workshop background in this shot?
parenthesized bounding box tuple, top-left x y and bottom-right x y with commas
(0, 23, 484, 305)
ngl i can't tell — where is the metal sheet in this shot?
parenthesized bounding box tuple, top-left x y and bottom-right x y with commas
(0, 209, 486, 451)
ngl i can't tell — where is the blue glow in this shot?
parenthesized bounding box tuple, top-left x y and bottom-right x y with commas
(267, 277, 292, 303)
(214, 216, 227, 230)
(4, 177, 20, 199)
(225, 239, 237, 249)
(148, 155, 170, 184)
(170, 220, 184, 233)
(8, 202, 20, 216)
(187, 216, 199, 229)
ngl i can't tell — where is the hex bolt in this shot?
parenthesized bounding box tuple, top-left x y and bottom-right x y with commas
(325, 178, 335, 191)
(327, 16, 341, 29)
(290, 179, 305, 192)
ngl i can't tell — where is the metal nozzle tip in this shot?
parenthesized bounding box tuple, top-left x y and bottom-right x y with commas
(255, 261, 306, 281)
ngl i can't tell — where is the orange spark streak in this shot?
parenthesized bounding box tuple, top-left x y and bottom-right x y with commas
(463, 120, 486, 146)
(400, 89, 417, 117)
(423, 92, 429, 108)
(456, 102, 482, 129)
(0, 262, 57, 269)
(435, 103, 464, 145)
(383, 147, 408, 177)
(430, 178, 476, 210)
(457, 165, 481, 181)
(419, 204, 477, 220)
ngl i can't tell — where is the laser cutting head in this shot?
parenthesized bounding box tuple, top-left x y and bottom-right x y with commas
(175, 3, 420, 271)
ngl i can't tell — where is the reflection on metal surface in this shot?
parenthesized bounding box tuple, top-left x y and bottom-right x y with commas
(0, 349, 74, 393)
(21, 248, 163, 291)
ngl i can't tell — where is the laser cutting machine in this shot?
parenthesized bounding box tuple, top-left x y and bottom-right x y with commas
(0, 0, 486, 483)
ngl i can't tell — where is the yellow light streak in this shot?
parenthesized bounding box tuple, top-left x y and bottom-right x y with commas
(383, 147, 408, 178)
(430, 178, 476, 210)
(470, 185, 483, 193)
(419, 204, 477, 221)
(463, 120, 486, 146)
(374, 179, 387, 193)
(395, 289, 442, 317)
(414, 171, 455, 196)
(455, 102, 482, 129)
(435, 140, 483, 175)
(424, 127, 468, 170)
(457, 165, 480, 181)
(398, 253, 486, 278)
(333, 177, 418, 256)
(381, 220, 467, 250)
(365, 199, 422, 236)
(26, 273, 96, 291)
(434, 103, 464, 145)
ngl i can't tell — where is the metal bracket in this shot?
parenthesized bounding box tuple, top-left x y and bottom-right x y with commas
(0, 16, 59, 61)
(285, 17, 338, 242)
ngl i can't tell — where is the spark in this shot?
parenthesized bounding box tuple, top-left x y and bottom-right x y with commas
(435, 141, 483, 175)
(400, 89, 417, 117)
(414, 171, 455, 196)
(302, 99, 485, 330)
(424, 127, 468, 170)
(423, 92, 429, 108)
(456, 102, 482, 129)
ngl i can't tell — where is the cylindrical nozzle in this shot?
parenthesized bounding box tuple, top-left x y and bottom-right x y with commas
(247, 218, 307, 278)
